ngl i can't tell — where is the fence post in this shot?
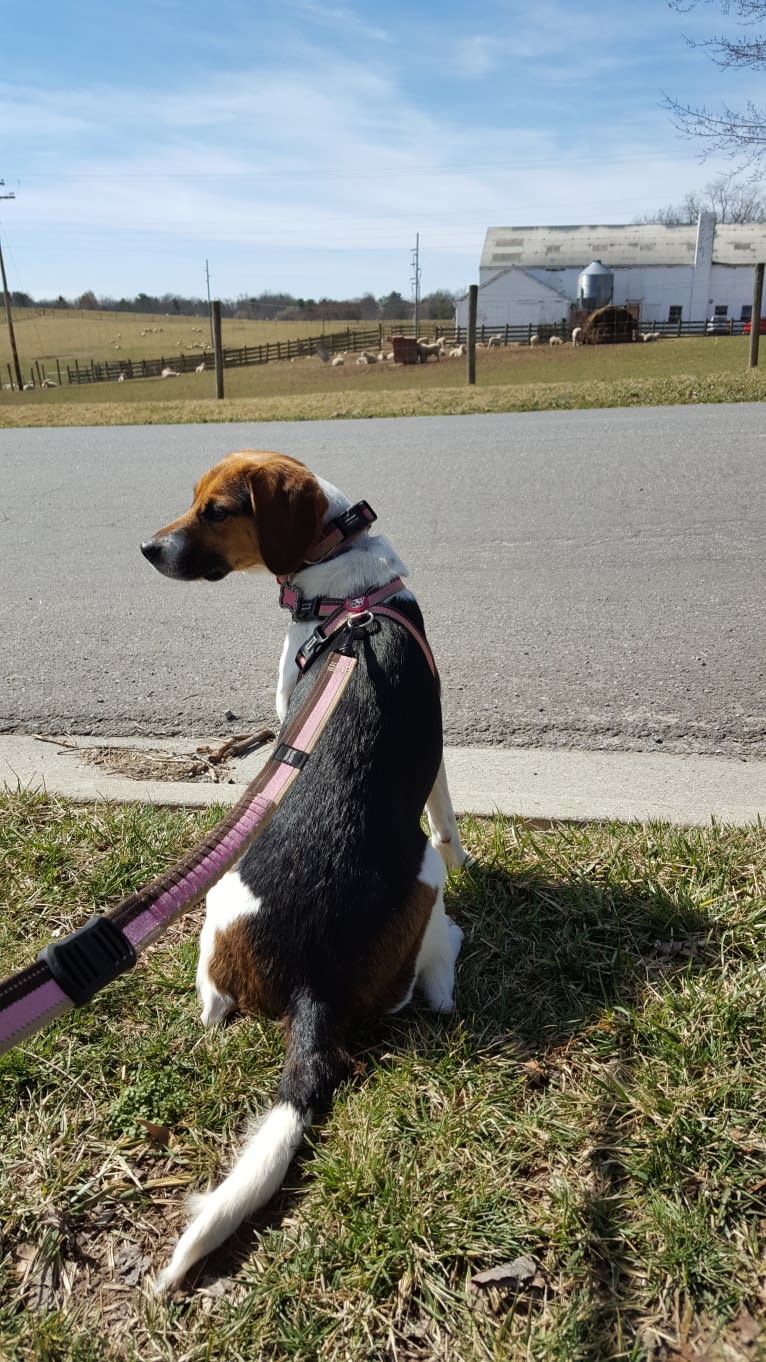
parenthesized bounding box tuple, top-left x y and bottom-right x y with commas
(748, 263, 764, 370)
(211, 300, 224, 398)
(466, 284, 477, 386)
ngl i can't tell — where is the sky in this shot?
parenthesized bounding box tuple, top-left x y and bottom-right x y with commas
(1, 0, 761, 304)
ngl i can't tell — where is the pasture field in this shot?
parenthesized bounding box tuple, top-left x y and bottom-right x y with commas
(0, 308, 379, 370)
(1, 791, 764, 1361)
(1, 316, 764, 427)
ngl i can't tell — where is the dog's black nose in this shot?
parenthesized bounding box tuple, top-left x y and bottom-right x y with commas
(140, 539, 162, 562)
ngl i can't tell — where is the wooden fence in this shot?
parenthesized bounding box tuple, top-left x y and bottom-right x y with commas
(24, 315, 747, 388)
(62, 322, 451, 385)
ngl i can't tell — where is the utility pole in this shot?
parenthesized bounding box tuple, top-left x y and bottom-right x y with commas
(205, 257, 214, 351)
(411, 233, 421, 338)
(0, 182, 23, 392)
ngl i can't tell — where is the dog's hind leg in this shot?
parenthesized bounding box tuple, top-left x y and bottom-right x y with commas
(413, 844, 464, 1013)
(195, 872, 261, 1026)
(426, 759, 469, 869)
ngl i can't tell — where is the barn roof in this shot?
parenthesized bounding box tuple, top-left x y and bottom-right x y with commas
(480, 220, 766, 269)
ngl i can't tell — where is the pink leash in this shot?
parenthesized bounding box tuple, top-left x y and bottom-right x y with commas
(0, 646, 357, 1057)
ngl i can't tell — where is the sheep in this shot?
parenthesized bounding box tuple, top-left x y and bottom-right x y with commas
(529, 334, 540, 347)
(416, 340, 442, 362)
(161, 367, 180, 378)
(448, 344, 466, 358)
(571, 327, 583, 346)
(195, 362, 206, 373)
(331, 354, 345, 367)
(486, 334, 503, 349)
(118, 373, 126, 382)
(549, 335, 563, 346)
(40, 378, 57, 388)
(356, 350, 378, 365)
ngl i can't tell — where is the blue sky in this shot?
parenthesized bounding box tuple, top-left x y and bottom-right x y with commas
(1, 0, 759, 303)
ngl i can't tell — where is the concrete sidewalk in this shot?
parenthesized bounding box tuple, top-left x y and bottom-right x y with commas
(0, 734, 762, 826)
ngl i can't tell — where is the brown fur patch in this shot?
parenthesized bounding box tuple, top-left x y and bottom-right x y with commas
(206, 917, 285, 1020)
(349, 880, 438, 1017)
(148, 450, 328, 577)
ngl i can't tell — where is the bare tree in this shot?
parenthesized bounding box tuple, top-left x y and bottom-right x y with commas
(636, 171, 766, 222)
(665, 1, 766, 163)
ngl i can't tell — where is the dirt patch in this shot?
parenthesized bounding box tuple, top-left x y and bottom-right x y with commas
(35, 731, 275, 783)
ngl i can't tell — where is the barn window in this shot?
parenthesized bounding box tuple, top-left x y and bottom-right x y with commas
(668, 305, 682, 323)
(741, 304, 752, 322)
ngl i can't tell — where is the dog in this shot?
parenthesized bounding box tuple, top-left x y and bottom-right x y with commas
(140, 449, 467, 1291)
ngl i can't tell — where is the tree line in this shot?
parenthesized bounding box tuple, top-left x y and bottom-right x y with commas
(7, 287, 458, 322)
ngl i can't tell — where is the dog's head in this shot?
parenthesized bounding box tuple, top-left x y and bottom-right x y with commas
(140, 451, 329, 581)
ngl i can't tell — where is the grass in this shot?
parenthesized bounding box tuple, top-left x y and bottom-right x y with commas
(0, 307, 376, 369)
(1, 789, 765, 1360)
(2, 320, 765, 426)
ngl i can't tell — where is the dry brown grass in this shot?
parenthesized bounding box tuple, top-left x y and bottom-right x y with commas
(0, 308, 384, 376)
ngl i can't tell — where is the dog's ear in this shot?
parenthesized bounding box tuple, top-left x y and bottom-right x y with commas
(246, 457, 328, 576)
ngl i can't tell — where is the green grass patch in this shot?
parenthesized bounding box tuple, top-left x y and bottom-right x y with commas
(1, 790, 765, 1360)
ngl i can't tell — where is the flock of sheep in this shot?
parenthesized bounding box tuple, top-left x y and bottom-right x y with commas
(314, 330, 666, 367)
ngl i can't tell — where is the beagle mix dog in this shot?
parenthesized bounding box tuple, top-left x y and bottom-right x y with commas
(140, 450, 467, 1292)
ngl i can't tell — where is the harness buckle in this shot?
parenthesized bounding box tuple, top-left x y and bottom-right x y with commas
(296, 626, 331, 672)
(38, 915, 137, 1007)
(281, 583, 324, 621)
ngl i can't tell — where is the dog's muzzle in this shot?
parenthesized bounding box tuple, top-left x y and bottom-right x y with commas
(140, 535, 228, 582)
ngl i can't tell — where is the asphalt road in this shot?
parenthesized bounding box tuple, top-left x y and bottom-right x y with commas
(1, 406, 764, 756)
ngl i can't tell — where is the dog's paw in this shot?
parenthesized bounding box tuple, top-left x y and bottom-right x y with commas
(431, 833, 471, 871)
(447, 918, 464, 963)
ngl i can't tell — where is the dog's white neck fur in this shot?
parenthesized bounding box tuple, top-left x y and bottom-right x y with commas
(294, 477, 409, 599)
(274, 476, 412, 722)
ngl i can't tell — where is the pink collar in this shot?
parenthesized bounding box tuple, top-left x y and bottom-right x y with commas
(303, 499, 377, 567)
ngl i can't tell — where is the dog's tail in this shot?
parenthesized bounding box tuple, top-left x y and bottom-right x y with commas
(154, 990, 351, 1294)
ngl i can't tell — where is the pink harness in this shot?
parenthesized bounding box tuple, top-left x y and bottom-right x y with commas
(279, 576, 436, 678)
(279, 499, 436, 678)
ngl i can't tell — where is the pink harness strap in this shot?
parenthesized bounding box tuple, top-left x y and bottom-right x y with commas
(284, 577, 437, 680)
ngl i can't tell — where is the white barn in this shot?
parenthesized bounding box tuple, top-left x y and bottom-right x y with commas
(455, 212, 766, 330)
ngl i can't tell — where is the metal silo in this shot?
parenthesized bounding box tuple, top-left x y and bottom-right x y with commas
(577, 260, 613, 311)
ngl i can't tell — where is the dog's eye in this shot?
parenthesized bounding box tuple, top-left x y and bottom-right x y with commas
(202, 503, 230, 523)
